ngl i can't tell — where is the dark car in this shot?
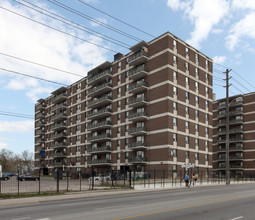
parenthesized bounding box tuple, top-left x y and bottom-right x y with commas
(1, 175, 10, 181)
(17, 174, 40, 181)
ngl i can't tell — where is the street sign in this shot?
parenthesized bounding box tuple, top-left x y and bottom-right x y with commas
(181, 164, 195, 169)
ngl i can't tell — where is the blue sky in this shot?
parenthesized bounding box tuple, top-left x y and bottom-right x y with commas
(0, 0, 255, 155)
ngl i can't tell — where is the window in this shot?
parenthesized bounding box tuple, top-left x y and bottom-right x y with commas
(186, 62, 189, 71)
(195, 124, 199, 132)
(205, 60, 209, 69)
(77, 146, 81, 152)
(185, 92, 189, 100)
(205, 100, 209, 108)
(205, 87, 209, 94)
(118, 127, 121, 134)
(195, 153, 198, 160)
(205, 127, 209, 134)
(173, 56, 177, 64)
(173, 118, 177, 126)
(173, 133, 177, 142)
(118, 62, 121, 69)
(185, 77, 189, 85)
(77, 156, 81, 162)
(172, 149, 177, 157)
(195, 53, 199, 63)
(195, 68, 199, 77)
(117, 153, 120, 159)
(77, 125, 81, 132)
(77, 83, 81, 89)
(185, 151, 189, 159)
(77, 104, 81, 110)
(195, 82, 199, 89)
(185, 47, 189, 56)
(173, 71, 177, 80)
(185, 121, 189, 129)
(173, 102, 177, 110)
(195, 96, 199, 104)
(185, 106, 189, 115)
(205, 154, 208, 161)
(118, 113, 120, 120)
(118, 87, 121, 95)
(185, 136, 189, 144)
(118, 100, 121, 108)
(173, 86, 177, 95)
(195, 110, 199, 118)
(117, 140, 120, 146)
(173, 39, 177, 49)
(205, 141, 209, 148)
(205, 113, 209, 121)
(77, 93, 81, 100)
(206, 73, 209, 81)
(195, 138, 199, 146)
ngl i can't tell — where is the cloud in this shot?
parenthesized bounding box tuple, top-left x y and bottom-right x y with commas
(213, 56, 226, 65)
(225, 13, 255, 50)
(232, 0, 255, 10)
(0, 120, 34, 133)
(166, 0, 229, 48)
(0, 142, 9, 149)
(0, 0, 109, 101)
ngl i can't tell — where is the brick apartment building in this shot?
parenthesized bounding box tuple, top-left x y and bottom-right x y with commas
(34, 32, 213, 177)
(213, 93, 255, 177)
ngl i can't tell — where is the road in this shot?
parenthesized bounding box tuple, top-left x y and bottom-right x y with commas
(1, 183, 255, 220)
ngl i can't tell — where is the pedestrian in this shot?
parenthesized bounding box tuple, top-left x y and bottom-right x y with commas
(192, 173, 195, 186)
(184, 173, 190, 187)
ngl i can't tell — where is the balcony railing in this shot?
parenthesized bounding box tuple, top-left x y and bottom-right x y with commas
(128, 157, 147, 163)
(87, 108, 112, 119)
(229, 119, 243, 124)
(128, 97, 147, 108)
(128, 64, 148, 80)
(128, 142, 147, 149)
(52, 103, 67, 112)
(87, 159, 111, 165)
(51, 142, 67, 149)
(36, 112, 45, 119)
(52, 112, 67, 121)
(229, 137, 243, 142)
(51, 122, 67, 131)
(87, 121, 112, 130)
(52, 152, 67, 158)
(128, 81, 148, 94)
(88, 133, 111, 142)
(88, 95, 112, 108)
(87, 146, 111, 153)
(52, 92, 67, 103)
(88, 82, 112, 96)
(128, 112, 147, 121)
(128, 127, 147, 135)
(129, 51, 148, 66)
(88, 69, 112, 85)
(51, 132, 67, 140)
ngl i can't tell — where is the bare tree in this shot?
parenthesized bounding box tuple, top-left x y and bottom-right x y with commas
(0, 149, 14, 172)
(19, 150, 34, 173)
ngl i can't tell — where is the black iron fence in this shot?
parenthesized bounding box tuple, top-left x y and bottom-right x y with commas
(1, 169, 255, 195)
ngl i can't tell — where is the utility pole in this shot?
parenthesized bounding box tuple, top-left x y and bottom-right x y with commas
(224, 69, 232, 185)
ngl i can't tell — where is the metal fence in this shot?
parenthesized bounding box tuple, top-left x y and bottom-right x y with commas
(1, 169, 255, 195)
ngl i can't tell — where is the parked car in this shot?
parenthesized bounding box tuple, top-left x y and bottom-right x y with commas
(1, 175, 10, 181)
(17, 174, 40, 181)
(88, 174, 111, 183)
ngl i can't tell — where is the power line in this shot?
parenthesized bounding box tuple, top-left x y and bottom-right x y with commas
(0, 111, 33, 117)
(0, 67, 68, 86)
(0, 6, 118, 53)
(232, 69, 255, 90)
(0, 111, 34, 119)
(232, 77, 251, 93)
(47, 0, 143, 42)
(77, 0, 156, 38)
(232, 84, 244, 94)
(0, 52, 84, 78)
(14, 0, 131, 49)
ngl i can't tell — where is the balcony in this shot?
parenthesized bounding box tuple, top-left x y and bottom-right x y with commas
(37, 121, 45, 127)
(217, 156, 226, 161)
(87, 146, 111, 154)
(52, 92, 67, 104)
(229, 109, 243, 116)
(129, 51, 149, 66)
(128, 97, 148, 108)
(51, 122, 67, 131)
(128, 156, 147, 164)
(217, 112, 226, 118)
(229, 155, 243, 161)
(35, 130, 45, 136)
(54, 161, 67, 167)
(38, 137, 45, 143)
(218, 128, 242, 135)
(51, 142, 67, 149)
(229, 137, 243, 143)
(36, 104, 45, 111)
(87, 108, 112, 120)
(52, 103, 67, 112)
(128, 81, 148, 94)
(88, 133, 111, 142)
(217, 121, 226, 126)
(87, 121, 112, 131)
(128, 142, 147, 150)
(217, 103, 226, 110)
(52, 152, 67, 158)
(52, 112, 67, 122)
(87, 159, 111, 166)
(128, 127, 147, 135)
(88, 95, 112, 108)
(88, 83, 112, 97)
(51, 132, 67, 140)
(217, 139, 226, 144)
(217, 146, 243, 152)
(36, 112, 45, 119)
(230, 101, 243, 107)
(128, 64, 148, 80)
(88, 69, 112, 85)
(128, 112, 147, 121)
(229, 118, 243, 125)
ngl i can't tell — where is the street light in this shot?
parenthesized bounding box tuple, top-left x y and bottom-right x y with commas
(225, 96, 243, 185)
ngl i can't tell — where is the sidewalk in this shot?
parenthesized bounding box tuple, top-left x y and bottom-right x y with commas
(0, 181, 251, 208)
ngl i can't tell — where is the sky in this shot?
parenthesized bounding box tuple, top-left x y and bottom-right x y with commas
(0, 0, 255, 155)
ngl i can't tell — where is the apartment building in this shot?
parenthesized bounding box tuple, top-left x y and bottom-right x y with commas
(213, 93, 255, 177)
(34, 32, 213, 176)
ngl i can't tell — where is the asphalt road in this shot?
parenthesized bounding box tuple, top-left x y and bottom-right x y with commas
(1, 184, 255, 220)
